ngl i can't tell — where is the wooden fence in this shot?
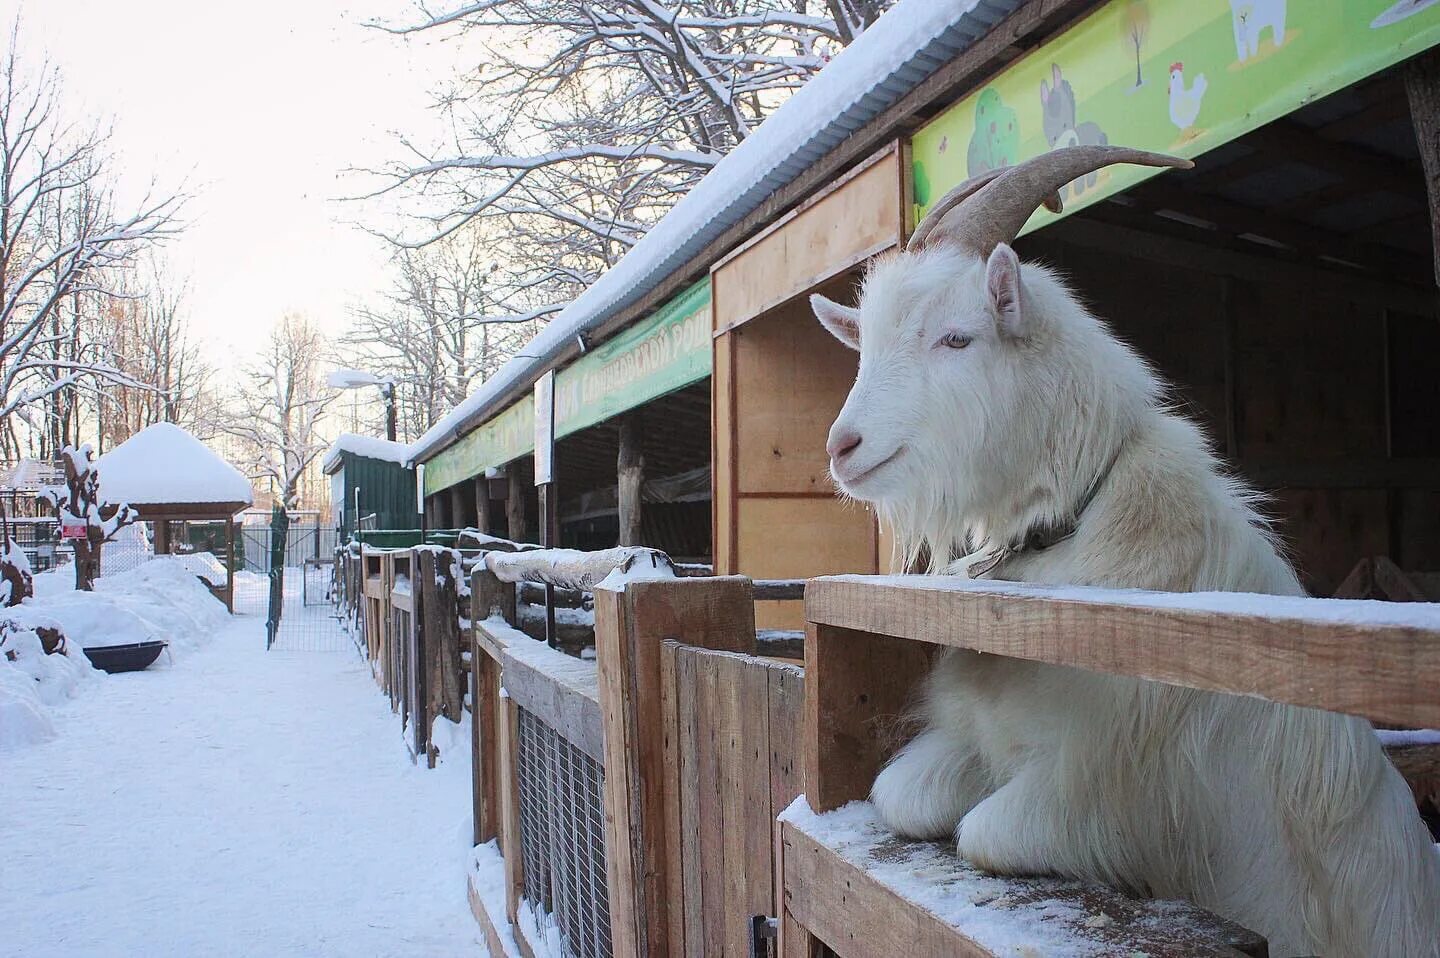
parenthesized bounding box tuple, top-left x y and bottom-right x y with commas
(329, 538, 1440, 956)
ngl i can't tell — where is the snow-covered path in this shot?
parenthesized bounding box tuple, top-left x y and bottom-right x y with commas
(0, 601, 480, 957)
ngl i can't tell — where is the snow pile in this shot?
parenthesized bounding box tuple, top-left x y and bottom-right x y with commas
(322, 433, 411, 472)
(0, 557, 232, 751)
(0, 619, 96, 752)
(97, 422, 253, 507)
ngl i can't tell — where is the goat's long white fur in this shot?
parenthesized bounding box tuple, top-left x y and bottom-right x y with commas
(816, 245, 1440, 957)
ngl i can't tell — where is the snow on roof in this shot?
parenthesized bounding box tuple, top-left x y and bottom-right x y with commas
(322, 433, 411, 474)
(97, 423, 254, 508)
(409, 0, 1016, 463)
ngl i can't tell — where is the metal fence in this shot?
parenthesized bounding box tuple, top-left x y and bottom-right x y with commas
(517, 706, 613, 958)
(239, 523, 339, 574)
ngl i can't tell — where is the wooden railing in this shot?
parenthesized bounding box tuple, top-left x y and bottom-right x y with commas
(786, 575, 1440, 957)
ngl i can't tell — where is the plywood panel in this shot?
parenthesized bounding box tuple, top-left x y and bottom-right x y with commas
(713, 330, 735, 573)
(741, 497, 877, 631)
(734, 293, 860, 495)
(712, 147, 902, 334)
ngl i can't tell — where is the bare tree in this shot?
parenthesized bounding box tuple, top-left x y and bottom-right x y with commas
(0, 26, 184, 459)
(38, 444, 138, 591)
(342, 224, 556, 440)
(97, 261, 214, 448)
(359, 0, 891, 281)
(218, 314, 337, 511)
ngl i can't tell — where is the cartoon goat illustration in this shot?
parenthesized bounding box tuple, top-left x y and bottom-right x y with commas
(1039, 64, 1108, 200)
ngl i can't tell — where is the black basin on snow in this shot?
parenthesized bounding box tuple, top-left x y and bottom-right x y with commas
(81, 640, 167, 673)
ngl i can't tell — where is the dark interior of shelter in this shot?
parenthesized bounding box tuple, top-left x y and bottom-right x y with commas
(1014, 64, 1439, 597)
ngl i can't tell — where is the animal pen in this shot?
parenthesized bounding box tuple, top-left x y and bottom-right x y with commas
(342, 0, 1440, 955)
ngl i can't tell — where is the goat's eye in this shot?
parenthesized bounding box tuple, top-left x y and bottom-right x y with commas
(938, 332, 973, 350)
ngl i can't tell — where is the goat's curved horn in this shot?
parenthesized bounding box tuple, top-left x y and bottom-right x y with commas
(910, 146, 1193, 255)
(909, 168, 1063, 252)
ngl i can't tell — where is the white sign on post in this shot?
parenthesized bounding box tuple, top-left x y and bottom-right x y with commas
(534, 371, 555, 486)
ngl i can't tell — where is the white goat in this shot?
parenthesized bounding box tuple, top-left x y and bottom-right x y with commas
(810, 145, 1440, 957)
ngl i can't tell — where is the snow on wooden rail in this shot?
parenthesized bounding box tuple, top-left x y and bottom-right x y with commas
(807, 575, 1440, 730)
(779, 799, 1266, 958)
(484, 546, 675, 592)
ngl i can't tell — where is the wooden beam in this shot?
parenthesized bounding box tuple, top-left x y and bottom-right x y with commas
(807, 576, 1440, 729)
(1136, 181, 1427, 281)
(1405, 47, 1440, 286)
(595, 577, 757, 958)
(506, 468, 526, 543)
(474, 476, 490, 535)
(1045, 213, 1438, 316)
(617, 413, 644, 547)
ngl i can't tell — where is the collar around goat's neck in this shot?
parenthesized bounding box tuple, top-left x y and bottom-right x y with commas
(966, 440, 1126, 580)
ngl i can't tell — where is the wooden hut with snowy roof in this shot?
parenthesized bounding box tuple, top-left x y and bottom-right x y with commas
(98, 422, 253, 611)
(322, 434, 416, 539)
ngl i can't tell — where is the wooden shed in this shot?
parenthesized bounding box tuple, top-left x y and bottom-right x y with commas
(411, 0, 1440, 614)
(97, 422, 253, 611)
(322, 434, 417, 539)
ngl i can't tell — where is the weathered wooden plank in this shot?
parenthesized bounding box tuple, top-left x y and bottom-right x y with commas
(780, 814, 1265, 958)
(594, 585, 643, 958)
(696, 651, 728, 956)
(498, 642, 604, 763)
(808, 576, 1440, 728)
(805, 621, 932, 812)
(675, 647, 706, 958)
(1405, 46, 1440, 286)
(659, 639, 688, 956)
(767, 662, 806, 828)
(498, 697, 524, 924)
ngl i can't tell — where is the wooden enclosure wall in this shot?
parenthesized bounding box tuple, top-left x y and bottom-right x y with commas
(711, 145, 904, 629)
(1025, 224, 1440, 595)
(664, 644, 803, 958)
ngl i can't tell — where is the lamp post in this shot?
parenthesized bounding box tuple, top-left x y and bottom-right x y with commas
(327, 369, 397, 442)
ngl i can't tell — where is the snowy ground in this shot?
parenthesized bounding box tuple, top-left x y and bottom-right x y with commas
(0, 577, 480, 957)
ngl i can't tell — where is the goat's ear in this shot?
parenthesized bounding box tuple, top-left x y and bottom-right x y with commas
(811, 294, 861, 351)
(985, 244, 1025, 338)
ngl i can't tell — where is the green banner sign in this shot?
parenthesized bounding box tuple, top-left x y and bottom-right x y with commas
(913, 0, 1440, 233)
(420, 278, 712, 495)
(554, 278, 711, 439)
(423, 393, 535, 497)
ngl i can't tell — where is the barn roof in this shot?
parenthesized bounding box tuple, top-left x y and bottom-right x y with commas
(98, 423, 253, 513)
(408, 0, 1023, 464)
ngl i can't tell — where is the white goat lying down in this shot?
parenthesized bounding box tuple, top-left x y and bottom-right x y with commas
(810, 145, 1440, 958)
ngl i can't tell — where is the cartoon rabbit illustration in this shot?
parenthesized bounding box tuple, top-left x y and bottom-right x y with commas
(1231, 0, 1287, 62)
(1039, 64, 1108, 200)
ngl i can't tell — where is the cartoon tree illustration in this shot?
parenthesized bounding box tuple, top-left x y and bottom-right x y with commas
(1121, 0, 1152, 90)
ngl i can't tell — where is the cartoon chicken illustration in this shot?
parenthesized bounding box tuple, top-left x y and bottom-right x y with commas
(1168, 61, 1207, 134)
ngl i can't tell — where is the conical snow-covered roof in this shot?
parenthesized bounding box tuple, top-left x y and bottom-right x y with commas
(97, 423, 253, 509)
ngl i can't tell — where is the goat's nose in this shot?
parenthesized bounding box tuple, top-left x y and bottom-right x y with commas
(827, 430, 862, 461)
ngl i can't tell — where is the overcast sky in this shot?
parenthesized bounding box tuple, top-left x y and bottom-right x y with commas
(7, 0, 464, 368)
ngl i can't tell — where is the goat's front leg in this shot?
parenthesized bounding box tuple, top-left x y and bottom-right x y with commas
(955, 763, 1071, 876)
(872, 726, 995, 839)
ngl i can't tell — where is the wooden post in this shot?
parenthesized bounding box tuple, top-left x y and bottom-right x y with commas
(450, 483, 469, 531)
(154, 519, 171, 556)
(498, 696, 525, 924)
(1406, 47, 1440, 286)
(595, 576, 757, 958)
(617, 413, 644, 547)
(474, 476, 490, 535)
(506, 468, 526, 543)
(225, 519, 236, 613)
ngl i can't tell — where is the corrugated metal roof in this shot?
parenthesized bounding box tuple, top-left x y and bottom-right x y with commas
(409, 0, 1025, 466)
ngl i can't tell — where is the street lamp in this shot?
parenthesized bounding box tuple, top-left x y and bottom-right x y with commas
(327, 368, 397, 442)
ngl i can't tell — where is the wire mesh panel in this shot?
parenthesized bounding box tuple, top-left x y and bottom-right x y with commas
(517, 707, 613, 958)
